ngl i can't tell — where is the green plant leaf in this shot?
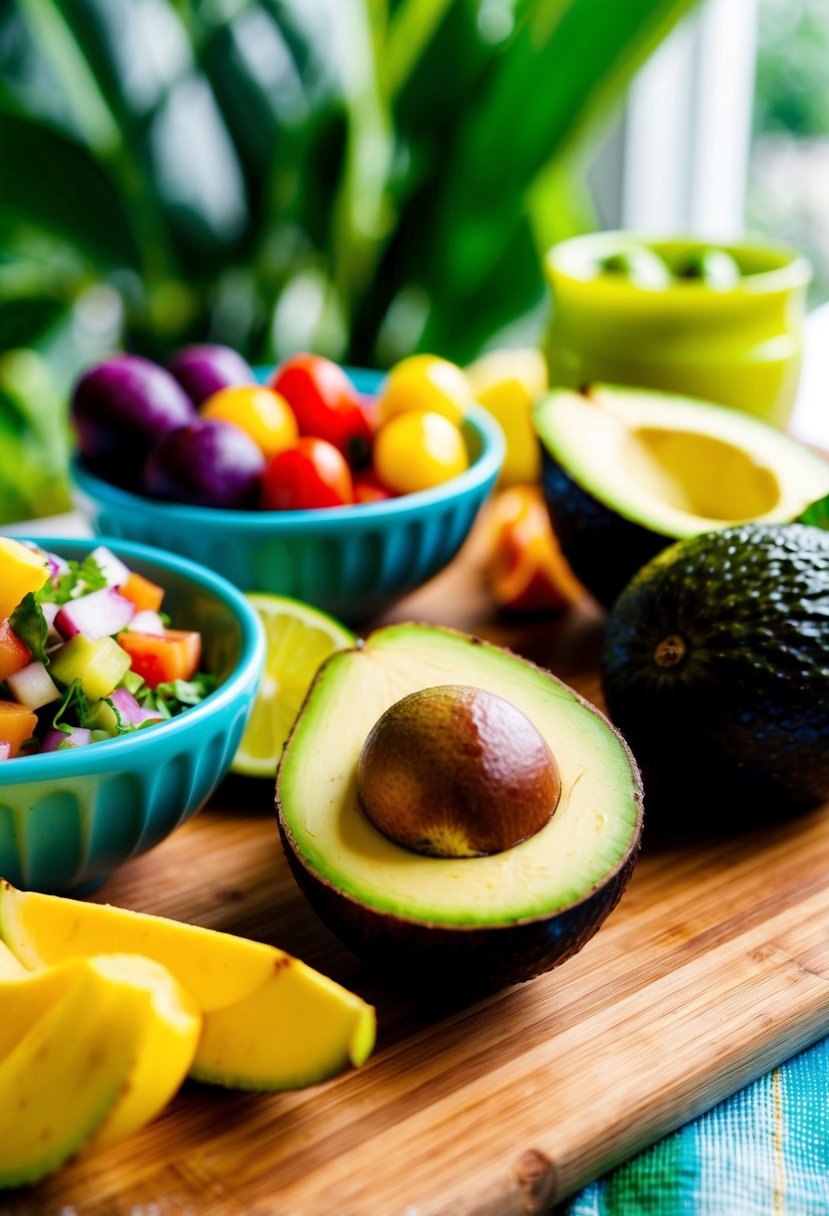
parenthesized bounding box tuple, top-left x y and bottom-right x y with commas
(0, 295, 69, 351)
(0, 108, 141, 268)
(0, 349, 71, 523)
(424, 0, 701, 299)
(797, 495, 829, 530)
(328, 0, 394, 309)
(383, 0, 455, 98)
(417, 213, 549, 363)
(198, 6, 307, 181)
(3, 0, 707, 375)
(47, 0, 250, 269)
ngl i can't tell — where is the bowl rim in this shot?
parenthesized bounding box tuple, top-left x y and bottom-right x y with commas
(0, 535, 266, 782)
(545, 230, 813, 296)
(70, 403, 505, 532)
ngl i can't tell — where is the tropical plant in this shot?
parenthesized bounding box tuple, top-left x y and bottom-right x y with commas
(0, 0, 700, 520)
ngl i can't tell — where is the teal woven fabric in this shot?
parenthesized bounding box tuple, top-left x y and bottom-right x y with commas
(565, 1038, 829, 1215)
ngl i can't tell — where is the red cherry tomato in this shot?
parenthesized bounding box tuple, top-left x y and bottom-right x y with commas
(353, 471, 394, 504)
(268, 354, 373, 470)
(261, 438, 354, 511)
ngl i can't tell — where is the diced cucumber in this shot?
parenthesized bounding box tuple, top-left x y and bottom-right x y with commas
(49, 636, 131, 700)
(87, 699, 119, 734)
(121, 670, 145, 696)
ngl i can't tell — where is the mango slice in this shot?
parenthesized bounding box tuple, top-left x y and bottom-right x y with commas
(0, 881, 375, 1091)
(0, 941, 26, 978)
(0, 539, 49, 620)
(0, 953, 200, 1188)
(466, 348, 547, 485)
(83, 954, 201, 1151)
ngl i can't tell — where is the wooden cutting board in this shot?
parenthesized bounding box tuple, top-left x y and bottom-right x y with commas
(5, 523, 829, 1216)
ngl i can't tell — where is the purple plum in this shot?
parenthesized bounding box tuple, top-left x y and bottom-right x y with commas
(168, 344, 256, 407)
(142, 418, 265, 509)
(72, 354, 197, 488)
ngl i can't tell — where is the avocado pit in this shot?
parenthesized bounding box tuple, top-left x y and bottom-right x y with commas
(356, 684, 561, 858)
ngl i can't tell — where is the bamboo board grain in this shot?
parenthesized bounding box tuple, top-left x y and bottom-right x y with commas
(5, 524, 829, 1216)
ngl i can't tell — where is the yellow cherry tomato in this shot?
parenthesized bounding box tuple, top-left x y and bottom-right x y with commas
(377, 354, 475, 427)
(374, 411, 469, 494)
(201, 385, 298, 458)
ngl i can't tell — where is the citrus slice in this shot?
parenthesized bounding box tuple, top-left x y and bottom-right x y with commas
(232, 595, 356, 778)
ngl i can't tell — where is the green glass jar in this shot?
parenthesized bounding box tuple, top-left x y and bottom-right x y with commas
(544, 233, 812, 430)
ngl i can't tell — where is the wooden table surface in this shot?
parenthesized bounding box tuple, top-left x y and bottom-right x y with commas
(5, 520, 829, 1216)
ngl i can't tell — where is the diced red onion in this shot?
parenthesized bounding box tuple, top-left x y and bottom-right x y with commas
(41, 727, 93, 752)
(109, 687, 164, 727)
(6, 661, 61, 709)
(127, 610, 165, 635)
(21, 541, 69, 580)
(55, 587, 135, 640)
(40, 601, 61, 645)
(0, 742, 11, 761)
(89, 545, 131, 588)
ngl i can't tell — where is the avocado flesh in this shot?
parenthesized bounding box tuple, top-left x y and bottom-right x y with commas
(278, 624, 641, 929)
(534, 385, 829, 605)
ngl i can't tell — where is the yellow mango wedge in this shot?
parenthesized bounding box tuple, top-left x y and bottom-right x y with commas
(0, 538, 49, 620)
(0, 941, 26, 978)
(0, 881, 375, 1091)
(0, 953, 200, 1188)
(466, 347, 547, 486)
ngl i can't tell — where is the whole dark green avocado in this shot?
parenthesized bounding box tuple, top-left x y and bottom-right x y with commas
(601, 523, 829, 819)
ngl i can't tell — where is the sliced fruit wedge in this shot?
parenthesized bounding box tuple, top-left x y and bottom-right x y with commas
(0, 881, 375, 1092)
(0, 940, 26, 979)
(0, 953, 199, 1188)
(232, 594, 355, 778)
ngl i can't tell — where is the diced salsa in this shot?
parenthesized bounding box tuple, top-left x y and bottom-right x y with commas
(0, 539, 215, 758)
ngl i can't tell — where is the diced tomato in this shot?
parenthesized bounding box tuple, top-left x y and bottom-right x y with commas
(118, 571, 165, 614)
(0, 700, 38, 757)
(118, 630, 202, 689)
(0, 620, 31, 682)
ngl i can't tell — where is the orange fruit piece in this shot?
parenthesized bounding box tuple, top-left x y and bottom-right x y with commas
(485, 485, 585, 614)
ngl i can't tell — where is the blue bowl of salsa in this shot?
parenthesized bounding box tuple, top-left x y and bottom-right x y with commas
(0, 536, 265, 894)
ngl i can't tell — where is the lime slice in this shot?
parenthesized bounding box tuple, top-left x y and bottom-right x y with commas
(232, 594, 356, 778)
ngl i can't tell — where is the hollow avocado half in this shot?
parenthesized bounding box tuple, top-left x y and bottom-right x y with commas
(276, 623, 643, 989)
(534, 384, 829, 607)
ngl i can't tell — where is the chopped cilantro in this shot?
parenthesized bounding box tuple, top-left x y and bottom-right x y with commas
(136, 673, 216, 718)
(50, 679, 92, 734)
(121, 670, 144, 696)
(9, 593, 49, 664)
(40, 554, 107, 605)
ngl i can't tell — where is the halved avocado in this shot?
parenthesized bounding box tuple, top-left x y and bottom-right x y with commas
(276, 624, 643, 990)
(534, 384, 829, 607)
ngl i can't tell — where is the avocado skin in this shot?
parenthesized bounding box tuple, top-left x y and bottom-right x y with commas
(540, 445, 667, 607)
(601, 523, 829, 819)
(277, 820, 640, 991)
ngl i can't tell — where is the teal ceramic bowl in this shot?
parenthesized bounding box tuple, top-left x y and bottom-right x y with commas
(71, 369, 505, 623)
(0, 537, 265, 895)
